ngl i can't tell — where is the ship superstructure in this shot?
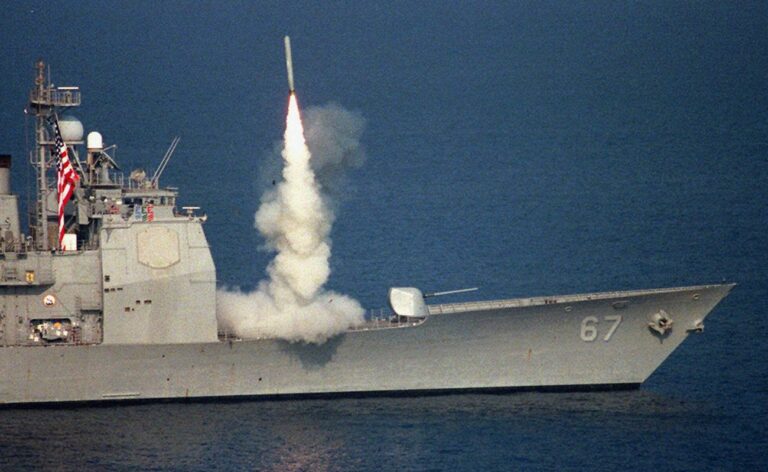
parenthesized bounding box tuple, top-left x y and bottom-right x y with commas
(0, 63, 733, 405)
(1, 61, 216, 350)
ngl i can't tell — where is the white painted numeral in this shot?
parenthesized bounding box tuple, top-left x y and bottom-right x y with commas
(580, 315, 623, 342)
(580, 316, 599, 342)
(603, 315, 622, 341)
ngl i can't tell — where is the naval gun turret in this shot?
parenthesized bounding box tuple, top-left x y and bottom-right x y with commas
(388, 286, 479, 320)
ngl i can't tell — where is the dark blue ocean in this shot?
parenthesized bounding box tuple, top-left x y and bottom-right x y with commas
(1, 1, 766, 470)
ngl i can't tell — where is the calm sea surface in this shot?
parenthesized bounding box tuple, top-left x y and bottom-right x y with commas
(1, 1, 766, 470)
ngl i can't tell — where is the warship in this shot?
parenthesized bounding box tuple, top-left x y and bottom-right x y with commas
(0, 62, 733, 405)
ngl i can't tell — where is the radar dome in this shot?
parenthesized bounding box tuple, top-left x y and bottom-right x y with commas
(87, 131, 103, 151)
(59, 115, 84, 142)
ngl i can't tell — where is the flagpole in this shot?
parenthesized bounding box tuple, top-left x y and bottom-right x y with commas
(48, 113, 80, 251)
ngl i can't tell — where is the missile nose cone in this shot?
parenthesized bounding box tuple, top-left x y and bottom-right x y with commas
(284, 35, 295, 93)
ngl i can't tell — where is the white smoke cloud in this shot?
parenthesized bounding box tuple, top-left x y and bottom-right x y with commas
(303, 103, 366, 201)
(217, 284, 364, 344)
(216, 100, 366, 344)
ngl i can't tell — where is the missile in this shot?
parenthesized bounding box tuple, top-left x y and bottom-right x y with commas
(284, 35, 295, 93)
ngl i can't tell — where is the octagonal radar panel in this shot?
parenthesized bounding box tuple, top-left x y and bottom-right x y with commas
(137, 227, 180, 269)
(388, 287, 429, 318)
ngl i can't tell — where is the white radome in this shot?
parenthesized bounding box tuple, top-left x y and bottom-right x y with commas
(59, 115, 84, 142)
(87, 131, 103, 151)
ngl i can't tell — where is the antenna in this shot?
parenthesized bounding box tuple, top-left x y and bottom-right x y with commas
(151, 136, 180, 187)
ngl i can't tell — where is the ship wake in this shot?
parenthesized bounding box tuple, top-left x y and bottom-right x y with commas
(217, 94, 365, 344)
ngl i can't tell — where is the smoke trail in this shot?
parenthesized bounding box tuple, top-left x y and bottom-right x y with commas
(257, 103, 366, 205)
(216, 96, 365, 344)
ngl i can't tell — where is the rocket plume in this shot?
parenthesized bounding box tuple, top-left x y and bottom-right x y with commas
(216, 94, 364, 344)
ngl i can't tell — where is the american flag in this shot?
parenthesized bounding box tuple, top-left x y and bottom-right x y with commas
(47, 115, 80, 250)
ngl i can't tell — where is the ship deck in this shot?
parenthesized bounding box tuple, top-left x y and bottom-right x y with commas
(216, 284, 733, 342)
(427, 283, 732, 314)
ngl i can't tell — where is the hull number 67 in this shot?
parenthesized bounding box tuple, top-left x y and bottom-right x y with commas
(580, 315, 622, 342)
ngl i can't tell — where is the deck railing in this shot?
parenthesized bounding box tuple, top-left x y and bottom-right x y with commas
(30, 88, 82, 107)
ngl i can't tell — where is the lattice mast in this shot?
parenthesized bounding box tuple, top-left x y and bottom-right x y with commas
(28, 60, 81, 250)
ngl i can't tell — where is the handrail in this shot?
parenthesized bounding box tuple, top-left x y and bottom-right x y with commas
(30, 88, 81, 107)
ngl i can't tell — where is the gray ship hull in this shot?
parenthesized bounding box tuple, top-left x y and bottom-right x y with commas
(0, 284, 732, 405)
